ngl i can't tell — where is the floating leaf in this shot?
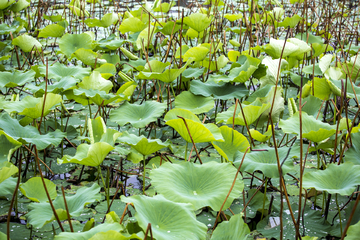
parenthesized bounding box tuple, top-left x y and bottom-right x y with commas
(212, 126, 249, 161)
(151, 161, 243, 210)
(190, 80, 248, 100)
(58, 142, 114, 167)
(19, 177, 57, 203)
(12, 34, 42, 52)
(122, 194, 208, 240)
(110, 101, 166, 128)
(303, 162, 360, 195)
(174, 91, 214, 114)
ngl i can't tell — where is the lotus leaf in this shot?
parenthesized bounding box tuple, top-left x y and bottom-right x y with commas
(26, 183, 101, 228)
(279, 111, 336, 143)
(224, 13, 243, 21)
(263, 38, 299, 59)
(212, 126, 249, 161)
(27, 76, 80, 95)
(190, 80, 248, 100)
(12, 34, 42, 52)
(183, 13, 211, 33)
(0, 162, 18, 184)
(122, 194, 208, 240)
(319, 54, 333, 73)
(211, 214, 250, 240)
(345, 132, 360, 165)
(345, 220, 360, 240)
(110, 101, 166, 128)
(234, 146, 294, 178)
(303, 162, 360, 195)
(58, 142, 114, 167)
(115, 81, 137, 102)
(277, 14, 302, 28)
(136, 25, 156, 49)
(0, 70, 35, 88)
(183, 46, 209, 62)
(159, 21, 181, 35)
(153, 2, 175, 12)
(71, 48, 104, 66)
(0, 0, 15, 9)
(55, 223, 124, 240)
(59, 33, 95, 57)
(250, 125, 273, 142)
(37, 62, 91, 80)
(0, 133, 22, 163)
(38, 23, 65, 38)
(119, 17, 146, 34)
(89, 230, 142, 240)
(259, 56, 288, 86)
(151, 161, 243, 210)
(165, 109, 223, 143)
(19, 177, 57, 203)
(346, 54, 360, 81)
(118, 132, 169, 156)
(78, 71, 113, 93)
(85, 12, 118, 28)
(287, 38, 312, 60)
(174, 91, 214, 114)
(0, 113, 66, 150)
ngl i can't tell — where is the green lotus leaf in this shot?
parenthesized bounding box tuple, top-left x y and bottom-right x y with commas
(211, 214, 250, 240)
(303, 162, 360, 195)
(153, 2, 175, 12)
(0, 176, 16, 197)
(94, 63, 116, 79)
(0, 70, 35, 88)
(263, 38, 299, 59)
(324, 66, 344, 80)
(138, 61, 191, 83)
(0, 162, 18, 184)
(346, 54, 360, 82)
(27, 76, 80, 95)
(142, 60, 170, 73)
(165, 109, 223, 143)
(151, 161, 243, 210)
(19, 177, 57, 203)
(164, 108, 201, 122)
(190, 80, 249, 100)
(200, 55, 229, 71)
(257, 205, 331, 239)
(224, 13, 243, 21)
(0, 23, 17, 34)
(287, 38, 312, 60)
(136, 24, 156, 49)
(102, 53, 120, 64)
(345, 220, 360, 240)
(183, 46, 209, 62)
(88, 116, 107, 144)
(175, 91, 214, 114)
(259, 56, 288, 86)
(68, 88, 119, 106)
(12, 34, 42, 52)
(110, 101, 166, 128)
(21, 93, 62, 119)
(0, 132, 22, 163)
(279, 111, 336, 143)
(89, 230, 142, 240)
(319, 54, 333, 74)
(212, 126, 249, 161)
(121, 194, 208, 240)
(58, 142, 114, 167)
(0, 113, 66, 150)
(71, 48, 105, 66)
(115, 81, 137, 103)
(345, 132, 360, 165)
(37, 62, 91, 80)
(43, 14, 63, 22)
(277, 14, 302, 28)
(85, 12, 119, 28)
(119, 17, 146, 34)
(216, 98, 270, 126)
(38, 23, 65, 38)
(78, 71, 113, 93)
(249, 125, 273, 142)
(234, 146, 294, 178)
(183, 13, 211, 33)
(118, 132, 169, 156)
(68, 4, 90, 18)
(26, 183, 101, 228)
(0, 0, 15, 9)
(55, 223, 124, 240)
(159, 21, 181, 35)
(59, 33, 95, 57)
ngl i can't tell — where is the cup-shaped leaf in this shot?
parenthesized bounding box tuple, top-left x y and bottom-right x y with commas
(121, 194, 208, 240)
(20, 177, 57, 203)
(175, 91, 214, 114)
(183, 13, 212, 33)
(78, 71, 113, 93)
(38, 23, 65, 38)
(118, 132, 169, 156)
(263, 38, 299, 59)
(58, 142, 114, 167)
(150, 161, 244, 211)
(119, 17, 146, 34)
(303, 162, 360, 195)
(59, 33, 95, 57)
(183, 46, 209, 62)
(212, 126, 250, 161)
(36, 62, 91, 80)
(110, 101, 166, 128)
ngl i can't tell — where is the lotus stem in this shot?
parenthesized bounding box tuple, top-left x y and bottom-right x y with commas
(336, 194, 343, 236)
(143, 155, 146, 194)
